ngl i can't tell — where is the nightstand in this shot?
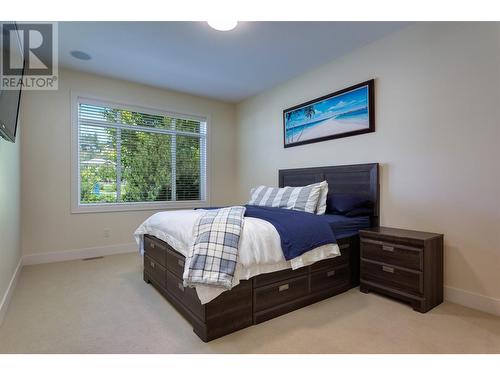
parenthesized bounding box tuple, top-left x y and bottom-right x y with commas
(359, 227, 443, 313)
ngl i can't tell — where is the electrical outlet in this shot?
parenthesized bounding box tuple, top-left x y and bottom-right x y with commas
(104, 228, 110, 238)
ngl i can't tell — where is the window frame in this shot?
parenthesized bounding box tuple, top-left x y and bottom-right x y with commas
(70, 92, 210, 213)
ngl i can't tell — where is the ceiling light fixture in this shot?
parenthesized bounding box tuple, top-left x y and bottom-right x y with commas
(70, 50, 92, 60)
(207, 20, 238, 32)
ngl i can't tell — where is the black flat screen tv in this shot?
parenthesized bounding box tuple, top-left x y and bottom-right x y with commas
(0, 22, 24, 143)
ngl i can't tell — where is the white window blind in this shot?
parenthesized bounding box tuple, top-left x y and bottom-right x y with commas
(76, 99, 207, 208)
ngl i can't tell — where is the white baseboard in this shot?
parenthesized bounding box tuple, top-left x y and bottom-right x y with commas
(0, 257, 23, 326)
(22, 242, 138, 266)
(444, 286, 500, 316)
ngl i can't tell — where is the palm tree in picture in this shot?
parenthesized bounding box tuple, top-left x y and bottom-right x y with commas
(293, 105, 315, 142)
(304, 105, 315, 119)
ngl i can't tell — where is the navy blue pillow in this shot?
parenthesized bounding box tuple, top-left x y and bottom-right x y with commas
(327, 193, 373, 214)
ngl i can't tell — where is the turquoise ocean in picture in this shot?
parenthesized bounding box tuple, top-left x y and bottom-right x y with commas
(285, 85, 369, 145)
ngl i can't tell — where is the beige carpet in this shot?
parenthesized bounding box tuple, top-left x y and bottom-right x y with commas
(0, 253, 499, 354)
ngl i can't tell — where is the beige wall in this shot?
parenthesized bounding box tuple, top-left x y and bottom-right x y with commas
(0, 127, 22, 306)
(21, 69, 238, 256)
(236, 23, 500, 299)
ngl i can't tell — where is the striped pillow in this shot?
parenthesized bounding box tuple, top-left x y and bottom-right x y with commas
(248, 182, 323, 214)
(316, 180, 328, 215)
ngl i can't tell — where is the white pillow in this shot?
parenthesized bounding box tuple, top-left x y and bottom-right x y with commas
(248, 182, 322, 214)
(315, 180, 328, 215)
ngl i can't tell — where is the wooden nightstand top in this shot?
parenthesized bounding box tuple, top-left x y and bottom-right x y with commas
(359, 226, 443, 241)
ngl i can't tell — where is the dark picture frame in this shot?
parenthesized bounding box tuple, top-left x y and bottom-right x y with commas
(283, 79, 375, 148)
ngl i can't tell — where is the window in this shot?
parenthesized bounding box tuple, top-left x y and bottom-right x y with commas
(72, 95, 208, 212)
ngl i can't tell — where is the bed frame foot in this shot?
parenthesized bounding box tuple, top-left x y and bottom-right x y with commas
(193, 326, 209, 342)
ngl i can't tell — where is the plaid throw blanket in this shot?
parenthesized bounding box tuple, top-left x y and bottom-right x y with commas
(184, 206, 246, 290)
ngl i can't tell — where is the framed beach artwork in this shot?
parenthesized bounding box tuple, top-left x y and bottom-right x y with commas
(283, 79, 375, 148)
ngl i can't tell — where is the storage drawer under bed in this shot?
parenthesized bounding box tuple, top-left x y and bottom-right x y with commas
(166, 247, 185, 278)
(144, 235, 167, 267)
(164, 267, 254, 323)
(254, 275, 309, 312)
(144, 254, 166, 289)
(310, 264, 350, 293)
(166, 270, 205, 319)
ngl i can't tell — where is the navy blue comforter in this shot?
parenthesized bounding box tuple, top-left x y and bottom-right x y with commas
(244, 205, 337, 260)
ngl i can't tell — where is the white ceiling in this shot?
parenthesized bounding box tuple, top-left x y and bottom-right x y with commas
(58, 22, 409, 102)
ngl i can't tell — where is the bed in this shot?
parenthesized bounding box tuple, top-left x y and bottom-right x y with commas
(140, 163, 379, 342)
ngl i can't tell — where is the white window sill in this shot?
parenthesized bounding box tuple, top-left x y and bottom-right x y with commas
(71, 200, 209, 214)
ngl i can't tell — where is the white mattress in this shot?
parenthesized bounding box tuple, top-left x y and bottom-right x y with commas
(134, 209, 340, 304)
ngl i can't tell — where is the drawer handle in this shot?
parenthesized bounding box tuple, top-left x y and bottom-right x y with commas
(382, 265, 394, 273)
(149, 241, 165, 250)
(178, 283, 185, 292)
(278, 284, 289, 292)
(178, 259, 185, 268)
(150, 261, 155, 269)
(327, 270, 336, 277)
(382, 245, 394, 252)
(339, 243, 350, 250)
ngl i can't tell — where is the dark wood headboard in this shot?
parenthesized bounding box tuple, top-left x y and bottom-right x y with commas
(278, 163, 380, 226)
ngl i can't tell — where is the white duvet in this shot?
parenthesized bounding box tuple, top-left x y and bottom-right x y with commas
(134, 209, 340, 304)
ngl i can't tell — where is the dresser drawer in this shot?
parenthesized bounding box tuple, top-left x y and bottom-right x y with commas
(310, 264, 349, 293)
(144, 235, 167, 267)
(144, 255, 166, 289)
(361, 238, 422, 270)
(166, 270, 204, 319)
(253, 267, 307, 288)
(166, 247, 185, 278)
(361, 259, 422, 295)
(254, 276, 308, 311)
